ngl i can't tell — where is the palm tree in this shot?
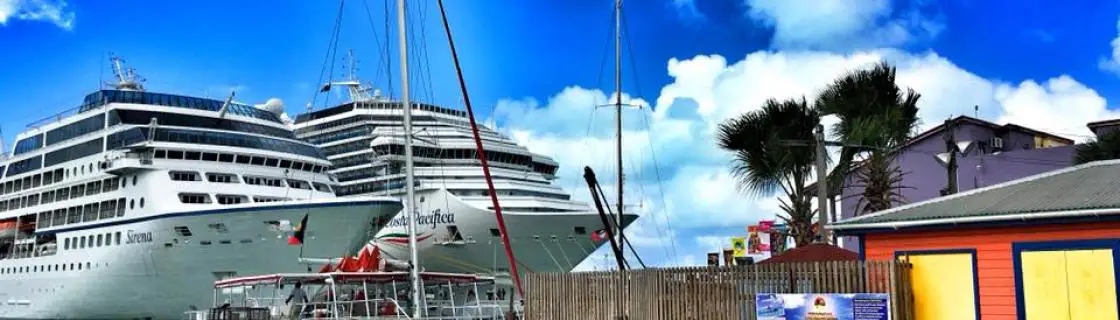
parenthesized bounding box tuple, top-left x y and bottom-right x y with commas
(816, 61, 920, 214)
(1075, 130, 1120, 164)
(717, 97, 821, 246)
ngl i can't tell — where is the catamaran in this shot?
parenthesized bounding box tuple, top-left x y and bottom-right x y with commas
(0, 57, 403, 319)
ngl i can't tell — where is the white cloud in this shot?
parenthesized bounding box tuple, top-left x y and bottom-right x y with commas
(1100, 16, 1120, 75)
(494, 48, 1118, 267)
(743, 0, 942, 50)
(0, 0, 74, 30)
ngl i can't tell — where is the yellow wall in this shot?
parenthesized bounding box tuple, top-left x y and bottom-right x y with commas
(903, 253, 977, 320)
(1021, 249, 1118, 320)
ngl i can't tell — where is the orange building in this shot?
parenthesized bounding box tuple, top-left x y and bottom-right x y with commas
(831, 160, 1120, 320)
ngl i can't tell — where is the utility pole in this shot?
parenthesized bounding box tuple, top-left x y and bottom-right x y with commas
(814, 124, 830, 244)
(942, 119, 958, 195)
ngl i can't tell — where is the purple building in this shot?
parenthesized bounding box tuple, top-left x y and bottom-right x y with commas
(828, 116, 1077, 252)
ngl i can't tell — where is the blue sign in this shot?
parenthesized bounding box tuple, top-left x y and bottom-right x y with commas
(756, 293, 890, 320)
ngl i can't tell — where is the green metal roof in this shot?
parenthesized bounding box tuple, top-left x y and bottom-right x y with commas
(830, 159, 1120, 231)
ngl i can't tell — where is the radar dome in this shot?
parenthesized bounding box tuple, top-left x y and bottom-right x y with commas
(256, 98, 285, 116)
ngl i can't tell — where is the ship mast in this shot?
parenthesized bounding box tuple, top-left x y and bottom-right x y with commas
(395, 0, 423, 317)
(613, 0, 625, 253)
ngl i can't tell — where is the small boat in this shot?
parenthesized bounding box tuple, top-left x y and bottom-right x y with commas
(182, 271, 521, 319)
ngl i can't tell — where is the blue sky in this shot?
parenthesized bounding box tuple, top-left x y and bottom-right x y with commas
(4, 0, 1120, 269)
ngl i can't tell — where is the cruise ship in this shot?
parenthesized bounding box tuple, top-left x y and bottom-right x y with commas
(0, 57, 402, 319)
(292, 71, 639, 278)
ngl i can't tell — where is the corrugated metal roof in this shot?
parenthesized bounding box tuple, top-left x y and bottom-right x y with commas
(831, 159, 1120, 229)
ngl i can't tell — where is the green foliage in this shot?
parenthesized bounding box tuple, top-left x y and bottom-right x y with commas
(1075, 130, 1120, 164)
(816, 61, 920, 214)
(717, 97, 821, 246)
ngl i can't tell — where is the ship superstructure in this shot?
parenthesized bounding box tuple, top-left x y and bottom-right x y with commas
(0, 56, 402, 319)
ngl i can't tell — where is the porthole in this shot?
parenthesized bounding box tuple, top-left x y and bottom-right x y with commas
(133, 176, 138, 186)
(130, 199, 135, 209)
(89, 163, 94, 172)
(81, 166, 84, 174)
(140, 198, 145, 208)
(121, 178, 127, 189)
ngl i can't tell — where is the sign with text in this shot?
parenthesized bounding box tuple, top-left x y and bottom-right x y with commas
(756, 293, 890, 320)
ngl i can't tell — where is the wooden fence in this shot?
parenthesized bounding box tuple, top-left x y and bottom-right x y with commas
(523, 261, 913, 320)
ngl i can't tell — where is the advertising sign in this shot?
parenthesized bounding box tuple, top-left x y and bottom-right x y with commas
(756, 293, 890, 320)
(731, 237, 747, 257)
(707, 253, 719, 266)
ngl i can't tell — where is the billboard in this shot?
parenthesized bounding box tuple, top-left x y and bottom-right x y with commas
(731, 236, 747, 257)
(756, 293, 890, 320)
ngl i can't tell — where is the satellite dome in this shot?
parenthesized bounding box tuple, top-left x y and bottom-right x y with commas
(256, 98, 285, 116)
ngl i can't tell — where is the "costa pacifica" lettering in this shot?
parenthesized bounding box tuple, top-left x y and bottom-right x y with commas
(386, 209, 455, 229)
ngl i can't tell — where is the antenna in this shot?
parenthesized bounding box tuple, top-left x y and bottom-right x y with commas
(107, 54, 146, 91)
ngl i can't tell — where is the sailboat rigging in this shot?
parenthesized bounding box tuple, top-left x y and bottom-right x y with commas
(394, 0, 424, 317)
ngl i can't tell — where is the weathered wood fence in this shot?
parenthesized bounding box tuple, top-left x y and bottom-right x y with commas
(524, 261, 913, 320)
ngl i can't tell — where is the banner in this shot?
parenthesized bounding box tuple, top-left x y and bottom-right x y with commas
(707, 253, 719, 266)
(756, 293, 890, 320)
(731, 237, 747, 257)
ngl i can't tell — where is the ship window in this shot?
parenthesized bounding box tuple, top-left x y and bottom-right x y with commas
(167, 150, 184, 159)
(117, 198, 125, 216)
(79, 236, 86, 248)
(219, 153, 235, 162)
(279, 159, 292, 168)
(265, 158, 279, 167)
(130, 199, 135, 209)
(97, 234, 103, 247)
(31, 174, 41, 188)
(202, 152, 218, 161)
(115, 232, 121, 245)
(64, 238, 70, 250)
(179, 193, 211, 204)
(155, 149, 166, 158)
(133, 176, 137, 186)
(185, 151, 202, 160)
(67, 206, 80, 224)
(170, 171, 201, 181)
(313, 182, 332, 193)
(42, 171, 53, 185)
(250, 156, 265, 166)
(217, 194, 248, 205)
(490, 228, 501, 237)
(207, 173, 238, 183)
(86, 181, 101, 196)
(235, 155, 251, 164)
(140, 198, 145, 208)
(201, 240, 212, 245)
(286, 179, 311, 190)
(291, 162, 304, 171)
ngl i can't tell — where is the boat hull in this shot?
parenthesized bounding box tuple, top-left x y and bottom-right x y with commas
(371, 188, 637, 277)
(0, 198, 401, 320)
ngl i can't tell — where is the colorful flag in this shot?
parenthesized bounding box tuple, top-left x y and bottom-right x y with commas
(287, 214, 309, 245)
(590, 229, 608, 242)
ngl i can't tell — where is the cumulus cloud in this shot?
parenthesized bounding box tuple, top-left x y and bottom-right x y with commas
(1100, 16, 1120, 75)
(0, 0, 74, 30)
(495, 48, 1117, 268)
(743, 0, 943, 50)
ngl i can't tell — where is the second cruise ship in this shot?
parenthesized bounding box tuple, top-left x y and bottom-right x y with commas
(293, 70, 638, 278)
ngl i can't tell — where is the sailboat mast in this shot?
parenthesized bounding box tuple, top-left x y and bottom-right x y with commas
(395, 0, 423, 317)
(614, 0, 625, 251)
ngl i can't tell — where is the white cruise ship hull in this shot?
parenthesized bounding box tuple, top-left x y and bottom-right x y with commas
(0, 197, 401, 320)
(370, 188, 637, 277)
